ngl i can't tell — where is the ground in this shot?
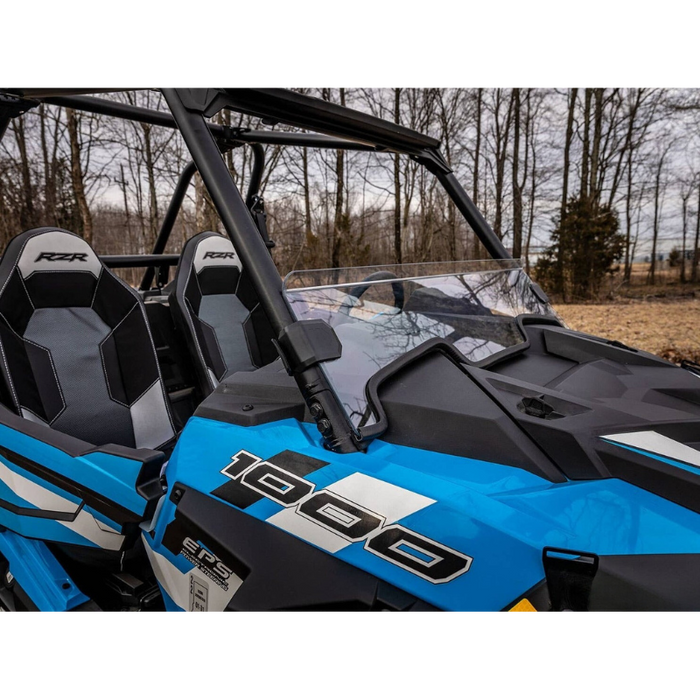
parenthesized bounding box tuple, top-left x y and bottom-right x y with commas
(555, 298, 700, 364)
(555, 266, 700, 363)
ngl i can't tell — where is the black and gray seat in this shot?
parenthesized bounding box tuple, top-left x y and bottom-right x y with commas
(170, 231, 275, 398)
(0, 227, 175, 449)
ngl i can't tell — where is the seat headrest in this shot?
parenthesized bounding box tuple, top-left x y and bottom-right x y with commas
(15, 228, 102, 279)
(190, 232, 242, 273)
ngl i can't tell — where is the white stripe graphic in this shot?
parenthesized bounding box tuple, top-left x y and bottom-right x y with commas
(266, 472, 436, 553)
(0, 458, 80, 515)
(142, 535, 242, 611)
(0, 457, 124, 550)
(602, 430, 700, 469)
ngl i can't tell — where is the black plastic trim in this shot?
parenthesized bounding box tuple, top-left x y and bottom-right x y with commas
(276, 319, 342, 374)
(361, 338, 469, 442)
(167, 482, 438, 611)
(0, 496, 82, 521)
(360, 315, 562, 444)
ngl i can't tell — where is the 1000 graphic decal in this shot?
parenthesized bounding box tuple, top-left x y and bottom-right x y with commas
(220, 450, 472, 584)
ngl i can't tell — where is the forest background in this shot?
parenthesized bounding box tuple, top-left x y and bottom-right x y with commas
(3, 88, 699, 360)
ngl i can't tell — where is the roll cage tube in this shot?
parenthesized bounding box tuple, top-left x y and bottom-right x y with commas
(140, 142, 268, 291)
(1, 88, 513, 451)
(163, 88, 360, 454)
(140, 160, 197, 291)
(0, 94, 36, 141)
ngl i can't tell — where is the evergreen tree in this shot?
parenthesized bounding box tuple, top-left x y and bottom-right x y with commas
(536, 196, 624, 301)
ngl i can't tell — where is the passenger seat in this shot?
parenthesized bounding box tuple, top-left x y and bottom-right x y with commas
(169, 231, 275, 399)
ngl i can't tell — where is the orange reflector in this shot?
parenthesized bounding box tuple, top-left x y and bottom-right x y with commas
(509, 598, 537, 612)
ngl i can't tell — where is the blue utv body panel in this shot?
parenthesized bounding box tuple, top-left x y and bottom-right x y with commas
(0, 528, 88, 610)
(0, 422, 154, 549)
(149, 416, 700, 611)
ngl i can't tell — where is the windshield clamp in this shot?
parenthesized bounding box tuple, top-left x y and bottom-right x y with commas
(274, 320, 342, 375)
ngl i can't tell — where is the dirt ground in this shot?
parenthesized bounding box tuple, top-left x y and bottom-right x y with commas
(554, 297, 700, 364)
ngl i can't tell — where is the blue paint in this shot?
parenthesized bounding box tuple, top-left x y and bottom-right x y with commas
(0, 423, 149, 517)
(151, 417, 700, 610)
(0, 421, 157, 548)
(0, 529, 88, 611)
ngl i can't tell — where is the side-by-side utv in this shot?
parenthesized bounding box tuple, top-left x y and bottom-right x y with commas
(0, 88, 699, 611)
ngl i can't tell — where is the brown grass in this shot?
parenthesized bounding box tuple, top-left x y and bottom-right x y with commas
(544, 261, 700, 364)
(555, 298, 700, 364)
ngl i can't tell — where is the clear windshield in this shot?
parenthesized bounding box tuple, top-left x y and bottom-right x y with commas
(284, 261, 555, 430)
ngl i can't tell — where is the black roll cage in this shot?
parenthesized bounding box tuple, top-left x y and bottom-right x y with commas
(0, 88, 512, 454)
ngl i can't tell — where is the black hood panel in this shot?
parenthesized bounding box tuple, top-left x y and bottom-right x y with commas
(378, 323, 700, 512)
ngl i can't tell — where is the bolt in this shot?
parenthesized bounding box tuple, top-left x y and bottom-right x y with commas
(242, 404, 254, 412)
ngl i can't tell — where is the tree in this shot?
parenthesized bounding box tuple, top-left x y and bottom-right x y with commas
(66, 108, 93, 245)
(647, 138, 674, 285)
(536, 196, 624, 300)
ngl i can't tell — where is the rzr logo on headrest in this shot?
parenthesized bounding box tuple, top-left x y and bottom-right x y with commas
(34, 252, 89, 263)
(203, 251, 237, 260)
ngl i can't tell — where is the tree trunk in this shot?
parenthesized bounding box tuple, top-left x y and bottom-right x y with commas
(119, 163, 132, 247)
(39, 104, 56, 225)
(332, 88, 346, 269)
(521, 90, 533, 272)
(66, 108, 93, 245)
(623, 95, 638, 283)
(589, 88, 604, 205)
(693, 182, 700, 283)
(525, 109, 537, 276)
(558, 88, 578, 288)
(561, 88, 577, 222)
(13, 115, 35, 231)
(511, 88, 522, 259)
(472, 88, 483, 259)
(624, 145, 634, 282)
(302, 146, 312, 237)
(493, 89, 514, 240)
(648, 154, 664, 285)
(580, 88, 592, 201)
(142, 122, 159, 251)
(393, 88, 402, 264)
(681, 190, 689, 283)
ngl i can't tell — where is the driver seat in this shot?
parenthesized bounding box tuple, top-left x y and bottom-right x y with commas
(0, 227, 175, 450)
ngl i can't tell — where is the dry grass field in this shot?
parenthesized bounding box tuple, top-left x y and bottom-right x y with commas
(549, 262, 700, 364)
(555, 298, 700, 364)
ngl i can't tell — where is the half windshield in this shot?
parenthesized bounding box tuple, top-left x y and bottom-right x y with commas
(284, 261, 555, 430)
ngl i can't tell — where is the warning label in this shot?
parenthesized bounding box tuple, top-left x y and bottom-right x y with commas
(189, 575, 209, 612)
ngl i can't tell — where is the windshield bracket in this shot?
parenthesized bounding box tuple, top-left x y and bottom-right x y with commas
(275, 320, 342, 375)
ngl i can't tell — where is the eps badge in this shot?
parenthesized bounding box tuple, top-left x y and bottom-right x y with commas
(220, 450, 473, 584)
(180, 537, 234, 591)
